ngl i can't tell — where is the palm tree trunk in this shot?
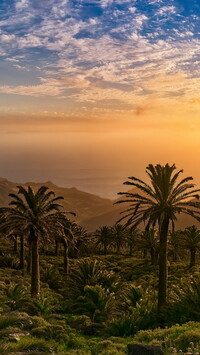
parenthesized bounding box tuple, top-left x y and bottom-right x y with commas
(13, 235, 18, 253)
(190, 248, 196, 267)
(104, 243, 107, 255)
(63, 241, 69, 275)
(143, 249, 147, 258)
(150, 248, 156, 265)
(27, 241, 32, 273)
(31, 231, 40, 298)
(19, 235, 24, 269)
(55, 240, 59, 256)
(173, 251, 177, 262)
(158, 217, 169, 312)
(129, 243, 133, 256)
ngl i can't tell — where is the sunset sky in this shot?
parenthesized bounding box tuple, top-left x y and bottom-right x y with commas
(0, 0, 200, 198)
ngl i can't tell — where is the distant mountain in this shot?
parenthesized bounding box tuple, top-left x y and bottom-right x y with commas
(0, 178, 114, 229)
(82, 188, 200, 231)
(0, 178, 199, 231)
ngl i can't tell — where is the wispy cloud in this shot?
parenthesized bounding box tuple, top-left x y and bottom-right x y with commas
(0, 0, 200, 116)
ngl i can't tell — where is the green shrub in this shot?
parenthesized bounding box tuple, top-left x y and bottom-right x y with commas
(28, 316, 49, 329)
(28, 297, 52, 316)
(5, 336, 54, 352)
(0, 314, 19, 330)
(31, 324, 69, 342)
(5, 283, 29, 311)
(0, 255, 19, 269)
(68, 259, 118, 299)
(175, 330, 200, 351)
(167, 276, 200, 324)
(69, 315, 92, 331)
(41, 266, 62, 290)
(75, 285, 115, 323)
(82, 322, 105, 336)
(116, 284, 143, 314)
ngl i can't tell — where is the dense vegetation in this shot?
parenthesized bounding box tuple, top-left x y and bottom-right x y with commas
(1, 164, 200, 354)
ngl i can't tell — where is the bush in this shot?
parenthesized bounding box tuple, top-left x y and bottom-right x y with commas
(75, 285, 115, 323)
(4, 283, 29, 311)
(107, 288, 157, 336)
(68, 259, 118, 299)
(28, 297, 52, 316)
(69, 315, 92, 332)
(28, 316, 49, 330)
(41, 266, 62, 290)
(31, 324, 69, 342)
(0, 314, 19, 330)
(175, 330, 200, 351)
(106, 316, 134, 337)
(5, 336, 54, 352)
(0, 255, 18, 269)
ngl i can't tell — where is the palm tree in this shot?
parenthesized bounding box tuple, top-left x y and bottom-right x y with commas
(57, 218, 75, 275)
(116, 164, 200, 311)
(94, 226, 112, 254)
(71, 225, 90, 258)
(126, 227, 139, 256)
(138, 229, 159, 265)
(181, 225, 200, 267)
(1, 185, 75, 298)
(111, 224, 126, 254)
(1, 223, 26, 270)
(168, 230, 181, 262)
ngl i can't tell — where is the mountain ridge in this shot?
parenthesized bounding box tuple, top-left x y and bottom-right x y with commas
(0, 177, 199, 231)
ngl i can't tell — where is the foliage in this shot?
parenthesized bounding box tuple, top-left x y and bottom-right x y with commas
(4, 283, 28, 310)
(4, 336, 54, 352)
(116, 163, 200, 310)
(111, 224, 126, 253)
(168, 275, 200, 323)
(116, 284, 143, 314)
(41, 266, 62, 290)
(0, 314, 19, 330)
(31, 297, 53, 316)
(75, 285, 115, 322)
(31, 324, 69, 342)
(180, 226, 200, 266)
(67, 258, 118, 298)
(0, 254, 19, 269)
(94, 226, 113, 254)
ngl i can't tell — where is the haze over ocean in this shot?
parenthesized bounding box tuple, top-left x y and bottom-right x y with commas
(0, 167, 131, 199)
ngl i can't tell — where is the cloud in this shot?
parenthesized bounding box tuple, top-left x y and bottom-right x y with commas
(15, 0, 30, 11)
(156, 6, 177, 16)
(0, 0, 200, 116)
(0, 78, 65, 96)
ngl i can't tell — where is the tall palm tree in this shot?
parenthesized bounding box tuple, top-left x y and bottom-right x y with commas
(181, 225, 200, 267)
(71, 225, 90, 258)
(126, 227, 139, 256)
(116, 164, 200, 310)
(94, 226, 112, 254)
(1, 185, 75, 298)
(138, 229, 159, 265)
(168, 230, 181, 262)
(111, 224, 126, 254)
(0, 219, 25, 270)
(55, 217, 76, 275)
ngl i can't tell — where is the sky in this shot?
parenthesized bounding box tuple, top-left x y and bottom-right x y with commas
(0, 0, 200, 198)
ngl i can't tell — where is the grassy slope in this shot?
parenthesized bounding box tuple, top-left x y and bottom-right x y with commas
(0, 251, 200, 354)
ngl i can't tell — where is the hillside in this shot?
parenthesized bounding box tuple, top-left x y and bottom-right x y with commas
(0, 178, 114, 228)
(0, 177, 199, 231)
